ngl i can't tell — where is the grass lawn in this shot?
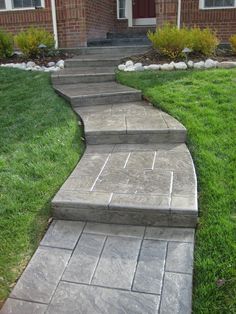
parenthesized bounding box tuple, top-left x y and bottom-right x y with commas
(0, 68, 84, 306)
(117, 69, 236, 313)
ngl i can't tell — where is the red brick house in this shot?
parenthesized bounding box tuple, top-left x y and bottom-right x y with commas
(0, 0, 235, 48)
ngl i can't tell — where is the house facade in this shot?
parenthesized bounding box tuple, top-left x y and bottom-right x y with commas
(0, 0, 235, 48)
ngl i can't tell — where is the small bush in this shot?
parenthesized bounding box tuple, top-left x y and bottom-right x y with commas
(229, 34, 236, 53)
(15, 27, 54, 58)
(0, 29, 13, 58)
(188, 27, 219, 56)
(148, 24, 189, 59)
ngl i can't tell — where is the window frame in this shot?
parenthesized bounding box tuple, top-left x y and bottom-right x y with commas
(0, 0, 45, 12)
(117, 0, 127, 20)
(199, 0, 236, 10)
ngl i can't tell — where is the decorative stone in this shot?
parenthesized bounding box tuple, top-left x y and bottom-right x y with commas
(193, 61, 205, 69)
(204, 59, 218, 68)
(218, 61, 236, 69)
(124, 67, 135, 72)
(134, 62, 144, 71)
(48, 61, 55, 67)
(148, 64, 160, 70)
(118, 64, 126, 71)
(187, 60, 194, 68)
(161, 63, 174, 71)
(125, 60, 134, 68)
(56, 59, 65, 68)
(174, 62, 188, 70)
(26, 61, 36, 68)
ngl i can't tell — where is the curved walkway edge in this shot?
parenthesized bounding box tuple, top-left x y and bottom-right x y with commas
(0, 46, 198, 314)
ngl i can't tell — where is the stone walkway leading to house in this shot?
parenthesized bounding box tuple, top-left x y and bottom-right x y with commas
(1, 46, 198, 314)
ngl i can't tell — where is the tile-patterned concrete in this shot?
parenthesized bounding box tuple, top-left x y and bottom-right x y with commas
(1, 220, 194, 314)
(52, 143, 198, 227)
(0, 47, 198, 314)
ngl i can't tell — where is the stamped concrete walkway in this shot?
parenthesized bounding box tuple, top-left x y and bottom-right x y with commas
(1, 46, 198, 314)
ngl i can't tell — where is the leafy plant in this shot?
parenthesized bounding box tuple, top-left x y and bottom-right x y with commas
(188, 27, 219, 56)
(0, 29, 13, 58)
(15, 27, 54, 58)
(147, 24, 189, 59)
(229, 34, 236, 53)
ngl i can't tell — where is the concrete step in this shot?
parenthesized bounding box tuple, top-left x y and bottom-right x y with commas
(52, 67, 116, 84)
(52, 143, 198, 227)
(54, 82, 142, 107)
(75, 102, 187, 144)
(65, 56, 122, 68)
(77, 45, 150, 55)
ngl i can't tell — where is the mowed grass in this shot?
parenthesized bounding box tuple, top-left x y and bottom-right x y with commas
(0, 69, 84, 305)
(117, 69, 236, 313)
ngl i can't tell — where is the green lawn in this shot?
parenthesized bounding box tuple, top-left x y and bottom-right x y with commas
(0, 68, 84, 305)
(117, 69, 236, 314)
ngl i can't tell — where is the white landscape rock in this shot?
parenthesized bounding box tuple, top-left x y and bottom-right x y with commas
(174, 62, 188, 70)
(187, 60, 194, 68)
(161, 63, 174, 71)
(193, 61, 205, 69)
(48, 61, 55, 67)
(134, 63, 144, 71)
(148, 64, 160, 70)
(217, 61, 236, 69)
(204, 59, 218, 69)
(26, 61, 36, 68)
(56, 59, 65, 69)
(118, 64, 126, 71)
(125, 60, 134, 68)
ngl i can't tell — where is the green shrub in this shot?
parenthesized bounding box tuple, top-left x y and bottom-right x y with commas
(148, 24, 219, 59)
(0, 29, 13, 58)
(147, 24, 189, 59)
(188, 27, 219, 56)
(229, 34, 236, 53)
(15, 27, 54, 58)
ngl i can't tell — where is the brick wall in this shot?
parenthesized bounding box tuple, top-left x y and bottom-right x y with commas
(155, 0, 236, 41)
(181, 0, 236, 41)
(0, 0, 87, 48)
(85, 0, 116, 41)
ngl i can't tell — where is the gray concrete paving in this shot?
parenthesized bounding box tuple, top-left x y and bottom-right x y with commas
(1, 221, 194, 314)
(52, 143, 198, 227)
(1, 46, 198, 314)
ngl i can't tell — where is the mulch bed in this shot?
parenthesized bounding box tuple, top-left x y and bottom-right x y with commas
(122, 47, 236, 65)
(0, 51, 74, 66)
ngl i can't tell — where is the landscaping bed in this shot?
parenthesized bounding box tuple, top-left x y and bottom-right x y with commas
(123, 46, 236, 65)
(117, 69, 236, 313)
(0, 68, 84, 307)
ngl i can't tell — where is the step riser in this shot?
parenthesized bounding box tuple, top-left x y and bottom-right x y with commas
(86, 132, 186, 145)
(77, 47, 150, 55)
(65, 60, 121, 68)
(53, 206, 197, 228)
(52, 74, 115, 85)
(69, 93, 142, 107)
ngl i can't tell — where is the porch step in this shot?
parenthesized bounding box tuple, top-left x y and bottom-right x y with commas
(88, 38, 150, 46)
(52, 143, 198, 227)
(78, 45, 150, 55)
(52, 67, 116, 84)
(54, 82, 142, 107)
(75, 102, 186, 145)
(65, 56, 122, 68)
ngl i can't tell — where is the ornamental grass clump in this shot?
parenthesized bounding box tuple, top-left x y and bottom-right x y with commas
(147, 24, 189, 59)
(148, 24, 219, 59)
(15, 27, 54, 58)
(0, 29, 13, 58)
(188, 27, 219, 56)
(229, 34, 236, 53)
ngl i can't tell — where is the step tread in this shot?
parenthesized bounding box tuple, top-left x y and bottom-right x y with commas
(52, 67, 116, 77)
(75, 101, 186, 135)
(54, 82, 140, 98)
(52, 143, 198, 226)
